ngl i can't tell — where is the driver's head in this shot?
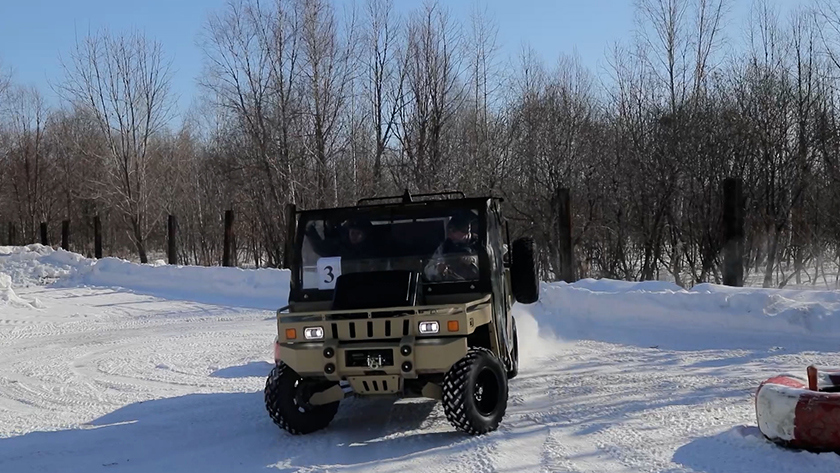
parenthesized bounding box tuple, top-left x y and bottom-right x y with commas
(447, 212, 473, 243)
(344, 218, 372, 245)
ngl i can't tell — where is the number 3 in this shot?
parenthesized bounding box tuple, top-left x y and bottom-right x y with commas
(323, 265, 335, 283)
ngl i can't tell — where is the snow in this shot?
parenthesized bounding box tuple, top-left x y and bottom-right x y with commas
(57, 256, 290, 310)
(0, 244, 88, 287)
(539, 279, 840, 348)
(755, 381, 804, 441)
(2, 245, 840, 472)
(0, 244, 289, 310)
(0, 272, 44, 309)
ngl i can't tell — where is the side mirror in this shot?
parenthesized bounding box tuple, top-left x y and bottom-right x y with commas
(510, 237, 539, 304)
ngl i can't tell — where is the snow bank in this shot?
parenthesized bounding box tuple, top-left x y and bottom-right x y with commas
(4, 245, 840, 338)
(533, 279, 840, 347)
(0, 245, 289, 310)
(58, 257, 290, 310)
(571, 277, 683, 293)
(0, 272, 44, 309)
(0, 244, 89, 287)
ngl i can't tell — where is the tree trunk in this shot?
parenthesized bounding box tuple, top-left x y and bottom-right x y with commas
(131, 215, 148, 264)
(763, 229, 779, 288)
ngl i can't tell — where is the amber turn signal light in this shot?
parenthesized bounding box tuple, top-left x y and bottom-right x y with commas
(447, 320, 459, 332)
(285, 328, 297, 339)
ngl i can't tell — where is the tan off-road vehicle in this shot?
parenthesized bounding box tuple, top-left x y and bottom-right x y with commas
(265, 191, 539, 435)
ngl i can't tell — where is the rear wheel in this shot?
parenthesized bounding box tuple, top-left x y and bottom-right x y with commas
(442, 347, 508, 435)
(264, 363, 340, 435)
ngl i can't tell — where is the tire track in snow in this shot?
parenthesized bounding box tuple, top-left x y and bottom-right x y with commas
(540, 427, 581, 473)
(0, 293, 274, 438)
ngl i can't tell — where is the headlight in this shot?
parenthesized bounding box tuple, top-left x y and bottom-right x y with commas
(304, 326, 325, 340)
(418, 321, 440, 334)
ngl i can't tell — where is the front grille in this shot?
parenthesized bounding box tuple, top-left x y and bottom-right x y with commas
(345, 349, 394, 368)
(332, 311, 405, 320)
(330, 319, 409, 340)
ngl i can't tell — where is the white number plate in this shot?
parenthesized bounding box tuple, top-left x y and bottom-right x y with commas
(316, 257, 342, 290)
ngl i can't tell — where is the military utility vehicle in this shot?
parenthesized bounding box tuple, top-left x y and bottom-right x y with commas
(265, 191, 539, 435)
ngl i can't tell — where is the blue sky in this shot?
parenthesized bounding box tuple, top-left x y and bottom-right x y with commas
(0, 0, 810, 117)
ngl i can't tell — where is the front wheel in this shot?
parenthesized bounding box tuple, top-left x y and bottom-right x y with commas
(442, 347, 509, 435)
(264, 363, 340, 435)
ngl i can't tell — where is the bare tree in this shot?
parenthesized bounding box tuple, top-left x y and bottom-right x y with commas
(396, 1, 465, 192)
(362, 0, 405, 193)
(59, 29, 174, 263)
(300, 0, 357, 207)
(816, 0, 840, 73)
(3, 86, 55, 241)
(201, 0, 310, 266)
(0, 61, 10, 100)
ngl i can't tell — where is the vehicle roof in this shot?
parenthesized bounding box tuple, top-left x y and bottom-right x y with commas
(295, 194, 502, 216)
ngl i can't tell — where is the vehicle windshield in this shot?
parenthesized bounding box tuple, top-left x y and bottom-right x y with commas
(299, 207, 481, 290)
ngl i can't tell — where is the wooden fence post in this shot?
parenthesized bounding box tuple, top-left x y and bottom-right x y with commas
(8, 223, 15, 246)
(94, 215, 103, 259)
(61, 220, 70, 250)
(168, 215, 178, 265)
(723, 177, 744, 286)
(554, 188, 575, 283)
(40, 222, 49, 246)
(223, 210, 234, 267)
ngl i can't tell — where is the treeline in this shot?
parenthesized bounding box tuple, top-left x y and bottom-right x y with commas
(1, 0, 840, 288)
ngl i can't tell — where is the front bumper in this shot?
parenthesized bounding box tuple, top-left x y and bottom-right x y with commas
(274, 296, 492, 393)
(277, 336, 468, 382)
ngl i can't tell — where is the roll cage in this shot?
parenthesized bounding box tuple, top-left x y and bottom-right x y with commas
(285, 194, 506, 305)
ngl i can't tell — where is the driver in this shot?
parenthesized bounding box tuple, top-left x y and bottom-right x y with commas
(304, 217, 374, 259)
(339, 218, 375, 258)
(424, 211, 479, 281)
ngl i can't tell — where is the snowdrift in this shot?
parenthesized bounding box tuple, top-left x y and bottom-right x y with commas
(3, 245, 840, 340)
(534, 278, 840, 348)
(0, 245, 289, 310)
(0, 244, 87, 287)
(57, 258, 290, 310)
(0, 272, 44, 309)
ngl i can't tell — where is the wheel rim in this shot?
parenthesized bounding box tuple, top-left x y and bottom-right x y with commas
(474, 366, 501, 416)
(291, 378, 335, 413)
(292, 379, 309, 413)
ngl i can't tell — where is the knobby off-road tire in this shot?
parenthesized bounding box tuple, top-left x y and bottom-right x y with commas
(442, 347, 509, 435)
(264, 363, 340, 435)
(511, 237, 539, 304)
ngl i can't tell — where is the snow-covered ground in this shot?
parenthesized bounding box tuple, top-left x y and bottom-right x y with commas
(1, 245, 839, 472)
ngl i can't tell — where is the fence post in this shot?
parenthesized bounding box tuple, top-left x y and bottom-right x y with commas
(723, 177, 744, 287)
(284, 203, 297, 269)
(40, 222, 49, 246)
(61, 220, 70, 251)
(168, 215, 178, 265)
(554, 188, 575, 283)
(94, 215, 103, 259)
(8, 223, 15, 246)
(223, 210, 234, 267)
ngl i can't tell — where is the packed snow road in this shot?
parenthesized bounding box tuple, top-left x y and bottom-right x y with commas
(1, 246, 840, 472)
